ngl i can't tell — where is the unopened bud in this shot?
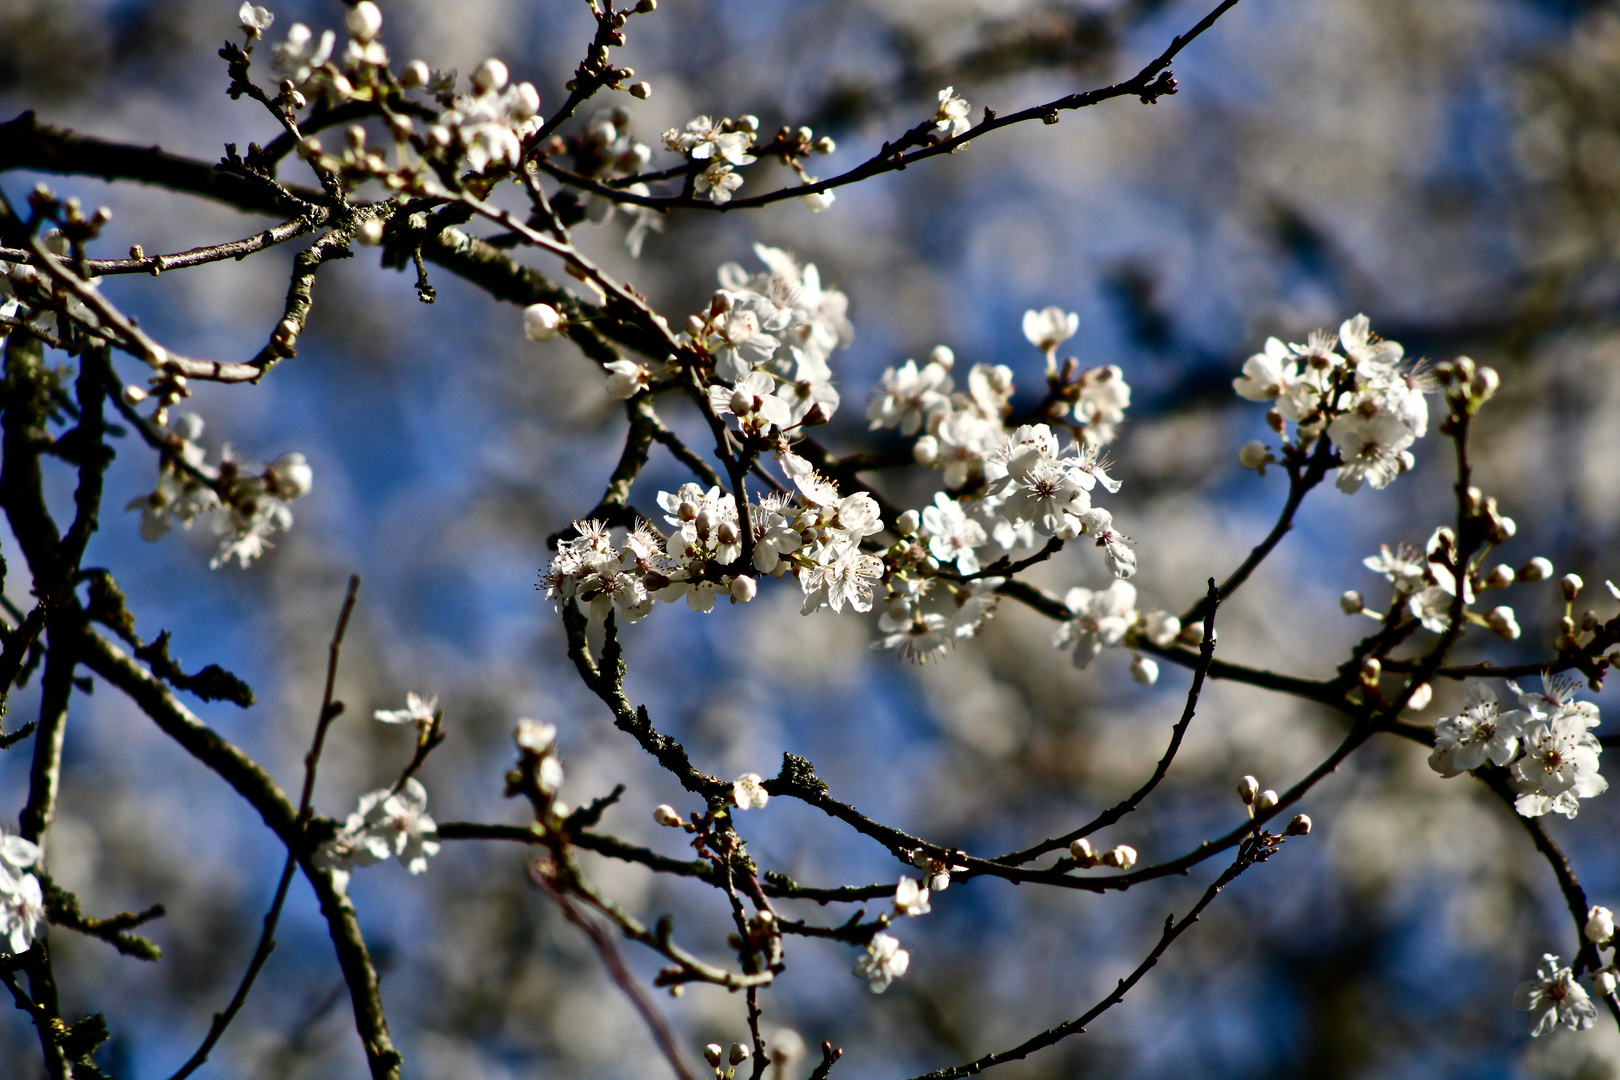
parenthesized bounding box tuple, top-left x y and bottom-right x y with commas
(524, 303, 563, 342)
(1471, 366, 1499, 402)
(704, 1044, 724, 1066)
(629, 81, 651, 99)
(1285, 814, 1312, 836)
(299, 136, 323, 158)
(1238, 440, 1269, 471)
(1068, 837, 1094, 865)
(472, 58, 509, 94)
(729, 1044, 751, 1066)
(1254, 789, 1279, 813)
(346, 1, 383, 42)
(1562, 574, 1584, 601)
(1485, 605, 1521, 641)
(1587, 905, 1615, 944)
(1103, 844, 1137, 870)
(1340, 590, 1364, 615)
(1237, 775, 1259, 805)
(1130, 654, 1159, 685)
(653, 804, 682, 827)
(1360, 657, 1381, 686)
(896, 509, 920, 536)
(912, 435, 939, 466)
(928, 344, 955, 370)
(729, 575, 757, 603)
(401, 59, 431, 89)
(1482, 564, 1513, 589)
(1406, 682, 1433, 711)
(357, 218, 385, 246)
(1598, 970, 1618, 997)
(814, 136, 836, 154)
(122, 384, 149, 405)
(1453, 355, 1476, 385)
(1518, 556, 1553, 582)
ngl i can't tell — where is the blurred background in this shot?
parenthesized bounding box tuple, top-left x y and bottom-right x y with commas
(4, 0, 1620, 1077)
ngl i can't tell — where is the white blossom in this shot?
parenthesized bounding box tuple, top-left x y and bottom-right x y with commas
(854, 932, 910, 993)
(1429, 682, 1527, 775)
(0, 871, 44, 956)
(1514, 954, 1598, 1035)
(920, 493, 986, 574)
(933, 88, 971, 140)
(1054, 581, 1137, 668)
(732, 773, 769, 810)
(1022, 307, 1078, 356)
(894, 877, 931, 917)
(374, 692, 438, 728)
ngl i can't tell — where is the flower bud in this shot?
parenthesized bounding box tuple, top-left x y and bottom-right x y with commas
(1254, 789, 1279, 813)
(1597, 970, 1618, 997)
(268, 452, 313, 500)
(472, 58, 509, 94)
(1360, 657, 1381, 687)
(1562, 574, 1584, 601)
(1471, 366, 1499, 402)
(1518, 556, 1553, 583)
(1238, 440, 1269, 471)
(653, 804, 683, 827)
(1406, 682, 1432, 711)
(1237, 775, 1259, 804)
(729, 575, 757, 603)
(1130, 654, 1159, 686)
(401, 59, 431, 89)
(1481, 564, 1514, 590)
(1588, 906, 1616, 944)
(629, 81, 651, 99)
(1286, 814, 1312, 836)
(524, 303, 563, 342)
(1340, 590, 1364, 615)
(1485, 605, 1521, 642)
(729, 1044, 751, 1066)
(357, 218, 385, 246)
(1068, 837, 1094, 866)
(912, 435, 939, 466)
(1103, 844, 1137, 870)
(122, 384, 149, 405)
(704, 1044, 724, 1067)
(347, 1, 382, 41)
(896, 509, 920, 536)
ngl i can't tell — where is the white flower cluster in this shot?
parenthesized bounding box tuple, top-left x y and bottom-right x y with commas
(1052, 581, 1183, 679)
(125, 412, 313, 569)
(1429, 676, 1607, 819)
(1358, 526, 1513, 638)
(429, 58, 543, 174)
(265, 1, 392, 108)
(1233, 315, 1430, 493)
(0, 828, 44, 957)
(316, 778, 440, 891)
(573, 107, 661, 256)
(663, 115, 758, 205)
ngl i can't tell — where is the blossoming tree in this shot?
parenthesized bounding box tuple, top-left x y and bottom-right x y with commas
(1, 1, 1618, 1077)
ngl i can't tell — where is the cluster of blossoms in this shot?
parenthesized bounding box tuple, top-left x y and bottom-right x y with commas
(124, 413, 313, 569)
(1233, 315, 1433, 493)
(0, 828, 44, 957)
(315, 694, 449, 889)
(1429, 676, 1607, 819)
(566, 107, 661, 256)
(663, 115, 759, 205)
(1052, 581, 1184, 682)
(1353, 525, 1521, 640)
(1518, 903, 1620, 1036)
(258, 1, 394, 110)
